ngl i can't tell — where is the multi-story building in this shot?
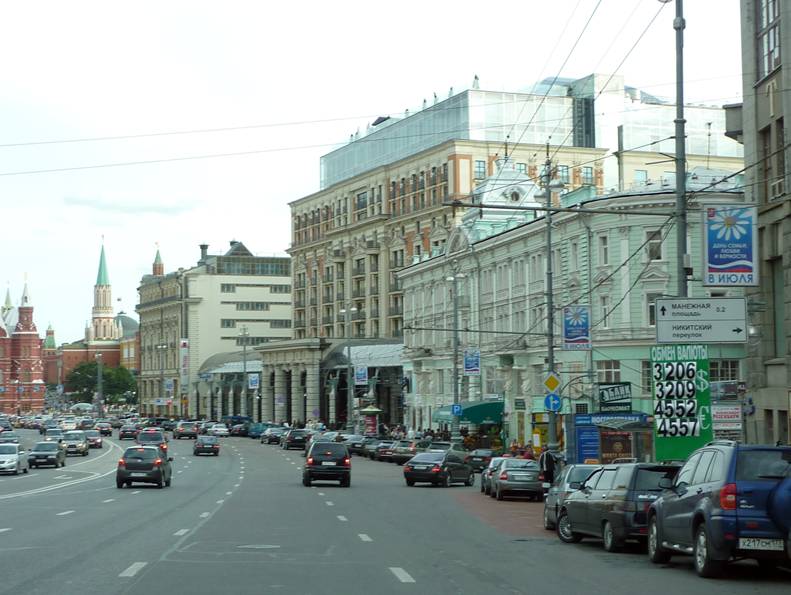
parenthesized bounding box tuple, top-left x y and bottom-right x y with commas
(398, 157, 748, 458)
(730, 0, 791, 444)
(137, 242, 291, 418)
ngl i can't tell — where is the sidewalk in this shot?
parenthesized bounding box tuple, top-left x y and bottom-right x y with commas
(452, 487, 551, 538)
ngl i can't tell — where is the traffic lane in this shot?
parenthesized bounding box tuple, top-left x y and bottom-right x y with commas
(118, 438, 397, 595)
(0, 435, 246, 595)
(453, 487, 548, 537)
(300, 455, 791, 594)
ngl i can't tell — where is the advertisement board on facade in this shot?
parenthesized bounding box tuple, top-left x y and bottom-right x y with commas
(354, 366, 368, 386)
(562, 305, 592, 350)
(711, 404, 743, 431)
(702, 204, 758, 287)
(598, 383, 632, 412)
(179, 339, 189, 395)
(463, 349, 481, 375)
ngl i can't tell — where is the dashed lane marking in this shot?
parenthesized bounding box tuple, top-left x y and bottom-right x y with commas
(131, 490, 141, 495)
(119, 562, 147, 578)
(317, 492, 325, 496)
(173, 529, 189, 536)
(389, 568, 416, 583)
(226, 491, 232, 496)
(325, 501, 334, 507)
(358, 534, 373, 542)
(216, 499, 225, 504)
(56, 510, 75, 516)
(102, 499, 115, 503)
(336, 516, 348, 522)
(234, 483, 240, 488)
(0, 528, 11, 533)
(200, 512, 210, 518)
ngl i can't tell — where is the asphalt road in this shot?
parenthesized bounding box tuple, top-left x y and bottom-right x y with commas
(0, 429, 788, 594)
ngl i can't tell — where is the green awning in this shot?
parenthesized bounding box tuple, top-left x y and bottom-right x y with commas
(433, 400, 504, 425)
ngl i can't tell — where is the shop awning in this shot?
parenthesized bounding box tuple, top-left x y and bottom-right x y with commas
(433, 400, 504, 424)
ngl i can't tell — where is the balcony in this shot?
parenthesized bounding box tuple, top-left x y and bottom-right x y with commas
(323, 292, 333, 303)
(309, 317, 318, 327)
(295, 279, 306, 289)
(332, 249, 346, 260)
(352, 288, 366, 298)
(351, 310, 366, 321)
(337, 313, 346, 323)
(323, 272, 334, 283)
(309, 297, 318, 306)
(322, 315, 334, 325)
(336, 291, 345, 301)
(370, 307, 380, 318)
(294, 320, 306, 328)
(388, 304, 403, 316)
(389, 279, 403, 292)
(352, 265, 366, 277)
(294, 299, 306, 308)
(369, 261, 379, 273)
(365, 240, 380, 251)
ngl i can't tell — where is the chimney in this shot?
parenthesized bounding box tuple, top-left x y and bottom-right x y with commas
(199, 244, 208, 265)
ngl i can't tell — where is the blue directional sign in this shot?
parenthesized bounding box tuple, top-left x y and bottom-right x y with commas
(544, 393, 562, 412)
(451, 403, 463, 416)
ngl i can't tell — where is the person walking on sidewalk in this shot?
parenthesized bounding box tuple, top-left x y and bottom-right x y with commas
(538, 445, 556, 484)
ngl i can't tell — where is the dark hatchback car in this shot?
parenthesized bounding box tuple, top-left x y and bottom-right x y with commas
(403, 451, 475, 487)
(490, 458, 543, 501)
(28, 441, 66, 468)
(95, 422, 113, 436)
(118, 424, 139, 440)
(193, 435, 220, 456)
(84, 429, 103, 448)
(117, 446, 173, 488)
(281, 429, 309, 450)
(303, 442, 351, 487)
(544, 464, 599, 530)
(136, 429, 169, 452)
(557, 462, 680, 552)
(648, 442, 791, 577)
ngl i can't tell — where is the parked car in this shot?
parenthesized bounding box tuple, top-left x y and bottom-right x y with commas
(248, 423, 274, 439)
(95, 422, 113, 436)
(116, 445, 172, 488)
(209, 424, 230, 437)
(261, 427, 286, 444)
(230, 423, 249, 437)
(490, 458, 543, 501)
(193, 435, 220, 456)
(647, 441, 791, 578)
(84, 429, 103, 448)
(403, 451, 475, 487)
(173, 421, 198, 440)
(343, 435, 366, 455)
(362, 439, 386, 460)
(281, 429, 309, 450)
(303, 441, 351, 487)
(465, 448, 496, 472)
(392, 439, 431, 465)
(375, 440, 398, 462)
(28, 441, 66, 468)
(62, 431, 89, 456)
(543, 464, 599, 530)
(118, 424, 139, 440)
(557, 462, 680, 552)
(0, 443, 28, 474)
(481, 456, 509, 495)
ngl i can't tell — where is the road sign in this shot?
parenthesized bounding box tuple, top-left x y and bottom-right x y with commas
(655, 297, 747, 344)
(543, 372, 561, 394)
(544, 393, 561, 412)
(451, 403, 462, 416)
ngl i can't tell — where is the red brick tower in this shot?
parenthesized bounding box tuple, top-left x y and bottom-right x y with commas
(10, 283, 45, 413)
(0, 289, 11, 413)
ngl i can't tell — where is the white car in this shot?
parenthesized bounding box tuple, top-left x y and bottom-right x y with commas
(209, 424, 229, 437)
(0, 443, 29, 475)
(60, 419, 77, 431)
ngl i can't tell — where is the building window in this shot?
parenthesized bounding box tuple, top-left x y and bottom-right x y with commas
(270, 285, 291, 293)
(221, 319, 236, 328)
(221, 284, 236, 293)
(582, 166, 594, 185)
(516, 162, 527, 174)
(756, 0, 781, 80)
(574, 403, 589, 414)
(596, 360, 621, 383)
(709, 360, 740, 382)
(598, 235, 609, 265)
(641, 360, 652, 393)
(474, 160, 486, 179)
(599, 296, 611, 329)
(646, 292, 662, 326)
(270, 320, 292, 329)
(570, 240, 579, 266)
(558, 165, 570, 184)
(634, 169, 648, 185)
(771, 258, 787, 357)
(646, 229, 663, 261)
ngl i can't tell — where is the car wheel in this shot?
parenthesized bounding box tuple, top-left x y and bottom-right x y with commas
(22, 466, 28, 474)
(406, 479, 415, 487)
(116, 480, 124, 488)
(480, 481, 485, 493)
(602, 521, 622, 552)
(341, 478, 350, 488)
(61, 460, 66, 467)
(557, 510, 583, 543)
(157, 479, 164, 489)
(543, 506, 555, 530)
(443, 474, 451, 488)
(489, 486, 496, 498)
(496, 486, 504, 501)
(465, 471, 474, 487)
(165, 477, 171, 487)
(647, 516, 671, 563)
(303, 476, 312, 487)
(694, 524, 725, 578)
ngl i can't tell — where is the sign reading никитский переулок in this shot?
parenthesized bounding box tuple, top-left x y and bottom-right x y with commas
(650, 344, 713, 461)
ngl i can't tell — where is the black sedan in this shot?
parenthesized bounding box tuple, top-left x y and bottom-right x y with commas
(118, 425, 139, 440)
(403, 451, 475, 487)
(465, 448, 495, 472)
(261, 427, 285, 444)
(28, 441, 66, 468)
(193, 435, 220, 456)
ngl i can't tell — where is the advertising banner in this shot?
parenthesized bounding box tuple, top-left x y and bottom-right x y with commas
(711, 404, 743, 430)
(703, 205, 758, 286)
(463, 349, 481, 375)
(598, 383, 632, 413)
(248, 374, 260, 391)
(562, 305, 592, 350)
(354, 366, 368, 386)
(179, 339, 189, 394)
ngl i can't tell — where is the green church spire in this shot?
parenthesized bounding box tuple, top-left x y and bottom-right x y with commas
(96, 244, 110, 285)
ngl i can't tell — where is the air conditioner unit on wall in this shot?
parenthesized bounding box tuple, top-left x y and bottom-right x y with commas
(770, 179, 785, 199)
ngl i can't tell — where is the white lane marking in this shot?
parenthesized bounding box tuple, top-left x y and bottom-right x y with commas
(389, 568, 416, 583)
(325, 501, 334, 507)
(238, 476, 244, 480)
(296, 467, 301, 471)
(216, 499, 224, 504)
(53, 475, 71, 479)
(290, 462, 295, 465)
(177, 471, 183, 474)
(234, 483, 240, 488)
(56, 510, 75, 516)
(200, 512, 210, 518)
(318, 492, 325, 496)
(173, 529, 189, 536)
(102, 498, 115, 503)
(336, 515, 348, 522)
(0, 528, 11, 533)
(131, 490, 141, 495)
(119, 562, 147, 577)
(358, 534, 373, 542)
(225, 491, 232, 496)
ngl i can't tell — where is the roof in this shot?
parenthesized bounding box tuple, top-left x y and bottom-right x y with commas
(20, 282, 32, 307)
(96, 245, 110, 285)
(323, 341, 404, 369)
(198, 351, 263, 375)
(154, 249, 162, 265)
(115, 313, 139, 339)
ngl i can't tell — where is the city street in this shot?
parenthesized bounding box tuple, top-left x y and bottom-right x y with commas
(0, 430, 788, 594)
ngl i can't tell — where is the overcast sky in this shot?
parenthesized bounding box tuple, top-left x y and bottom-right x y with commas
(0, 0, 743, 344)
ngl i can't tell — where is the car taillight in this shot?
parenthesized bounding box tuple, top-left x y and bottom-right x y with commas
(538, 472, 545, 481)
(404, 465, 412, 472)
(431, 465, 442, 473)
(307, 457, 314, 465)
(118, 459, 125, 467)
(719, 483, 737, 510)
(499, 472, 508, 480)
(154, 458, 162, 466)
(213, 445, 219, 449)
(343, 457, 351, 467)
(464, 456, 471, 463)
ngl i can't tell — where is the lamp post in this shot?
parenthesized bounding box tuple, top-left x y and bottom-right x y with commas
(340, 305, 357, 432)
(239, 325, 249, 417)
(95, 353, 103, 418)
(155, 342, 167, 416)
(446, 273, 465, 443)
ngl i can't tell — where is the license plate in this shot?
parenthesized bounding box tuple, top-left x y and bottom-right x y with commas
(321, 461, 336, 466)
(413, 465, 427, 470)
(130, 473, 148, 477)
(472, 458, 482, 461)
(738, 538, 785, 551)
(512, 474, 531, 480)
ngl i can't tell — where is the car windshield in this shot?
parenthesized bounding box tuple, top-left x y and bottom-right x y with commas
(139, 433, 164, 441)
(737, 449, 791, 480)
(411, 453, 444, 463)
(428, 442, 450, 450)
(64, 432, 84, 440)
(488, 458, 506, 469)
(0, 445, 17, 454)
(34, 443, 58, 451)
(311, 443, 347, 456)
(85, 431, 100, 437)
(504, 459, 538, 469)
(567, 466, 598, 484)
(124, 448, 158, 461)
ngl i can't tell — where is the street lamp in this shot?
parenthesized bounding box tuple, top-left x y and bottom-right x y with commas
(446, 273, 465, 443)
(155, 342, 167, 416)
(95, 353, 103, 418)
(339, 305, 358, 432)
(239, 325, 249, 417)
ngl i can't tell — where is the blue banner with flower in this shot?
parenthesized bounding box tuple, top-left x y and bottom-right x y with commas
(562, 305, 591, 350)
(703, 205, 758, 286)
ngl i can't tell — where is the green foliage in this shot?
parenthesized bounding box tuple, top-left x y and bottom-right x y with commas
(65, 361, 137, 404)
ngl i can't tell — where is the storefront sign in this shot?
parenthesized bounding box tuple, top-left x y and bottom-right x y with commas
(711, 404, 743, 431)
(513, 398, 526, 411)
(650, 344, 712, 461)
(562, 305, 592, 350)
(463, 349, 481, 376)
(575, 426, 600, 464)
(703, 204, 758, 286)
(598, 383, 632, 412)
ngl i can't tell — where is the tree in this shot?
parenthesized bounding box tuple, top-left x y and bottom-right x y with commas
(65, 361, 137, 404)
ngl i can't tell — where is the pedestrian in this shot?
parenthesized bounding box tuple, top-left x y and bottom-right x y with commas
(407, 427, 415, 440)
(538, 445, 556, 484)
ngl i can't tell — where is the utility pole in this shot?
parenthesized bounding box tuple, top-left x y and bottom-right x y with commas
(95, 353, 103, 418)
(448, 273, 462, 443)
(341, 304, 357, 432)
(240, 325, 249, 417)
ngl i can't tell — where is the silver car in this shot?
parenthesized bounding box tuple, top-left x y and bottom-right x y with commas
(543, 464, 599, 530)
(480, 456, 508, 495)
(62, 430, 89, 456)
(0, 443, 29, 475)
(490, 458, 542, 501)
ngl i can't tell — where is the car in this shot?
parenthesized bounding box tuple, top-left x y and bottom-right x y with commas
(28, 441, 66, 468)
(342, 434, 366, 455)
(193, 435, 220, 456)
(161, 419, 178, 431)
(43, 428, 64, 442)
(647, 441, 791, 578)
(247, 423, 273, 439)
(62, 431, 90, 456)
(209, 424, 230, 437)
(391, 439, 432, 465)
(40, 420, 59, 434)
(361, 438, 385, 459)
(199, 421, 218, 435)
(118, 424, 139, 440)
(281, 429, 309, 450)
(261, 427, 285, 444)
(230, 423, 249, 437)
(116, 445, 173, 488)
(60, 419, 77, 431)
(403, 451, 475, 487)
(0, 443, 29, 475)
(303, 441, 351, 487)
(173, 421, 198, 440)
(95, 422, 113, 436)
(372, 440, 397, 462)
(480, 457, 508, 495)
(0, 431, 21, 444)
(109, 418, 124, 429)
(490, 458, 543, 501)
(136, 428, 169, 452)
(427, 441, 468, 456)
(465, 448, 496, 472)
(543, 464, 599, 530)
(557, 462, 680, 552)
(303, 433, 335, 457)
(84, 429, 103, 448)
(79, 418, 95, 430)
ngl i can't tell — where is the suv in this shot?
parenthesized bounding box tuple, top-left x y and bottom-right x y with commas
(116, 446, 173, 488)
(557, 462, 680, 552)
(648, 441, 791, 577)
(173, 421, 198, 440)
(303, 442, 351, 487)
(62, 431, 90, 456)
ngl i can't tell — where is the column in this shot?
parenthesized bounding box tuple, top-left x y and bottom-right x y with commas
(305, 363, 320, 425)
(291, 365, 306, 424)
(261, 366, 274, 423)
(274, 365, 287, 423)
(240, 381, 247, 417)
(328, 376, 337, 426)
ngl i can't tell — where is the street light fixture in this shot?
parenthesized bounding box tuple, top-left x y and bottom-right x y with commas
(446, 272, 465, 443)
(239, 325, 249, 418)
(339, 305, 358, 432)
(155, 342, 167, 416)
